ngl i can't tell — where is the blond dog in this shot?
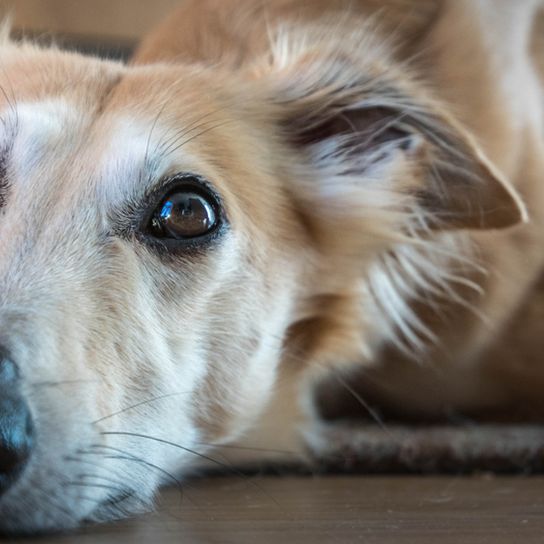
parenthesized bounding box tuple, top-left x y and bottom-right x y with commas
(0, 0, 541, 534)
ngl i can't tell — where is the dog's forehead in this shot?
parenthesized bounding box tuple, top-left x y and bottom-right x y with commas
(2, 99, 89, 182)
(0, 55, 281, 241)
(94, 114, 206, 207)
(0, 97, 204, 204)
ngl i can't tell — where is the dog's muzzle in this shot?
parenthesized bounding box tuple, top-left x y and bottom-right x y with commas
(0, 353, 34, 496)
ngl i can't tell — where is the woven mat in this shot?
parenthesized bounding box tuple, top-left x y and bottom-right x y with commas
(303, 423, 544, 474)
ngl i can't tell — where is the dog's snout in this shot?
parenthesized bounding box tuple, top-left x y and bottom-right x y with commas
(0, 355, 34, 496)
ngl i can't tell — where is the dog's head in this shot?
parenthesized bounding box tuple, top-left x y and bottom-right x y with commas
(0, 21, 525, 533)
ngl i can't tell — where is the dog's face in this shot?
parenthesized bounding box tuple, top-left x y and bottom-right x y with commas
(0, 33, 525, 533)
(0, 43, 308, 533)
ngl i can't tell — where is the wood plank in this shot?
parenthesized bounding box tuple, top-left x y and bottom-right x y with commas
(6, 475, 544, 543)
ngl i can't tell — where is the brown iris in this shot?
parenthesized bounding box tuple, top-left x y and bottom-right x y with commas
(150, 189, 218, 240)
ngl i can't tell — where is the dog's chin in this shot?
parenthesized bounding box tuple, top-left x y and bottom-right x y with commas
(0, 504, 85, 536)
(0, 490, 91, 535)
(0, 437, 160, 535)
(0, 473, 155, 536)
(0, 471, 109, 535)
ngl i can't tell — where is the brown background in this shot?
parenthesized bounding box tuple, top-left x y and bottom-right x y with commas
(1, 0, 180, 41)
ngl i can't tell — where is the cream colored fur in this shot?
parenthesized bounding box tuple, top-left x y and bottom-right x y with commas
(0, 0, 541, 534)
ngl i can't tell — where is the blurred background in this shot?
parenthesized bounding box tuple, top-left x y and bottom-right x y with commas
(0, 0, 181, 56)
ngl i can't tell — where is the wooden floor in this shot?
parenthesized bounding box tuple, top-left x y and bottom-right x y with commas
(7, 475, 544, 543)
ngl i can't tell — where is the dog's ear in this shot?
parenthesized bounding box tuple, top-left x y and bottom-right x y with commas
(258, 50, 527, 233)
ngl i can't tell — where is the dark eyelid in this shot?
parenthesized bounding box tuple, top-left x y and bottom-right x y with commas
(110, 173, 229, 256)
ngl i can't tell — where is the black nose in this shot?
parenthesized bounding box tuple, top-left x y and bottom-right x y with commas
(0, 355, 34, 496)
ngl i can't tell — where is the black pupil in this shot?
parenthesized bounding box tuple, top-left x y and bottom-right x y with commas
(155, 191, 217, 239)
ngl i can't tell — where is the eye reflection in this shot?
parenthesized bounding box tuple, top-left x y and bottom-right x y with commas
(151, 189, 218, 240)
(159, 200, 174, 221)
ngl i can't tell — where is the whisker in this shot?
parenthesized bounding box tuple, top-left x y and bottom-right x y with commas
(161, 120, 236, 160)
(143, 100, 171, 172)
(101, 431, 242, 472)
(234, 329, 401, 450)
(92, 391, 191, 424)
(65, 454, 121, 474)
(331, 371, 398, 442)
(100, 431, 286, 512)
(82, 445, 207, 516)
(155, 109, 221, 157)
(65, 453, 144, 500)
(77, 472, 135, 491)
(83, 444, 185, 491)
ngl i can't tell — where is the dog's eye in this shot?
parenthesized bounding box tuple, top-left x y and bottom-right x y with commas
(147, 181, 220, 240)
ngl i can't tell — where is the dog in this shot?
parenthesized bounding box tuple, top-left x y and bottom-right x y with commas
(0, 0, 542, 534)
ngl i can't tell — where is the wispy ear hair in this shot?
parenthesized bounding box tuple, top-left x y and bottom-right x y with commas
(252, 20, 527, 355)
(0, 15, 13, 46)
(250, 17, 527, 232)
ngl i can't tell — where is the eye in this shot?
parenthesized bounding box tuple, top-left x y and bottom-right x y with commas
(146, 177, 222, 241)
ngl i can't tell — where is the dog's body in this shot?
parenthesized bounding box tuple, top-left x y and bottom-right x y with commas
(0, 0, 542, 534)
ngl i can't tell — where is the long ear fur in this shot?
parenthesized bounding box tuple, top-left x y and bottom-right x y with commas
(249, 20, 527, 356)
(254, 21, 527, 235)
